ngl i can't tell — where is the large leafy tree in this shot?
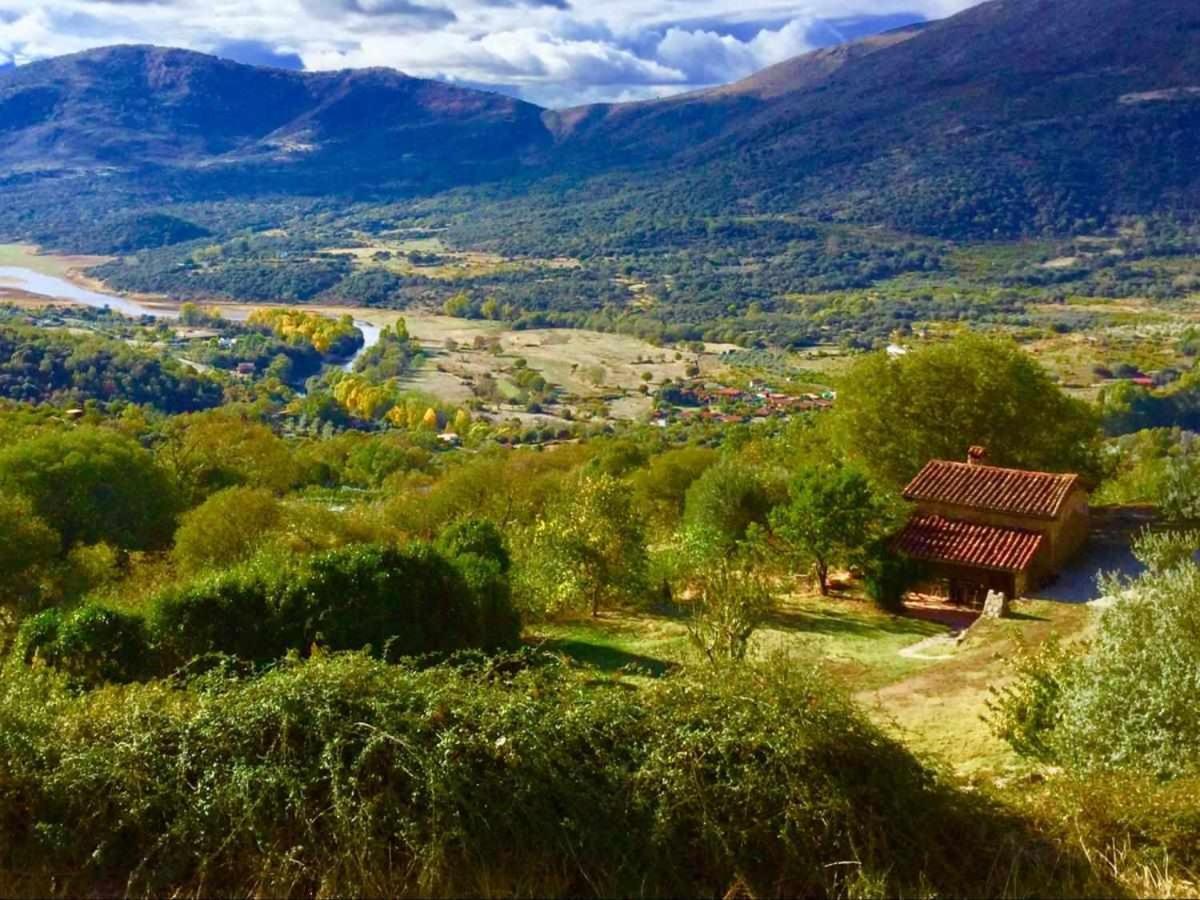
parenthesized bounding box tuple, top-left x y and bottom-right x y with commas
(832, 334, 1101, 486)
(158, 411, 300, 503)
(682, 460, 774, 554)
(0, 427, 177, 551)
(631, 445, 719, 530)
(769, 465, 897, 596)
(172, 486, 283, 574)
(517, 472, 647, 617)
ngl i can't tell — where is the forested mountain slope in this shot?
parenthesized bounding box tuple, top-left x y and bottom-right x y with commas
(552, 0, 1200, 236)
(2, 0, 1199, 239)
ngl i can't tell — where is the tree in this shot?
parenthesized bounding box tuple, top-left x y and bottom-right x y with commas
(768, 465, 896, 595)
(0, 492, 59, 620)
(683, 460, 773, 554)
(685, 559, 773, 664)
(517, 473, 647, 617)
(666, 523, 773, 664)
(0, 427, 177, 551)
(631, 446, 718, 529)
(832, 334, 1101, 486)
(173, 487, 283, 573)
(443, 293, 472, 318)
(159, 412, 300, 502)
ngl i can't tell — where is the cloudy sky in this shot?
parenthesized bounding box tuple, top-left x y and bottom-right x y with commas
(0, 0, 979, 107)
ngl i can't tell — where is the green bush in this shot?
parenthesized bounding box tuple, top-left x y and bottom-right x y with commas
(16, 543, 521, 684)
(435, 517, 510, 572)
(18, 603, 149, 685)
(863, 543, 926, 612)
(990, 533, 1200, 777)
(90, 543, 519, 677)
(0, 654, 1094, 898)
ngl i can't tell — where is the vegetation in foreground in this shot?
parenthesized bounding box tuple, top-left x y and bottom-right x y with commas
(0, 653, 1101, 899)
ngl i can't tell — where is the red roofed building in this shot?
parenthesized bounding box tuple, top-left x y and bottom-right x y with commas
(896, 447, 1089, 604)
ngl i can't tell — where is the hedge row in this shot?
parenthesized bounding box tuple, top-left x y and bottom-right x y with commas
(18, 543, 521, 683)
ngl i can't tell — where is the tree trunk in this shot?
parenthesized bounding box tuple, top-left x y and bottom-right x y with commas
(816, 562, 830, 596)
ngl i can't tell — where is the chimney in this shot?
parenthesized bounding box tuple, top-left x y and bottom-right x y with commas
(967, 446, 988, 466)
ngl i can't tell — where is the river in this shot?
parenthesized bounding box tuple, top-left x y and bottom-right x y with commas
(0, 266, 381, 370)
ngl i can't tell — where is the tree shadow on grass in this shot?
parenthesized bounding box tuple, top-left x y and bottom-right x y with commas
(534, 638, 679, 677)
(1006, 610, 1052, 623)
(764, 605, 943, 640)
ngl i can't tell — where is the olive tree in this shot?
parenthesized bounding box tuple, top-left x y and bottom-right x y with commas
(516, 473, 647, 618)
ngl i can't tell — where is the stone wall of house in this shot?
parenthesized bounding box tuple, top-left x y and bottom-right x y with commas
(913, 485, 1089, 579)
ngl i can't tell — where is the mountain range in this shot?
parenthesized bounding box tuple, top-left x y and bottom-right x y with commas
(2, 0, 1200, 239)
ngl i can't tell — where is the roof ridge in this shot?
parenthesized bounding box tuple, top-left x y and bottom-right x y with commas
(902, 459, 1082, 519)
(923, 459, 1078, 481)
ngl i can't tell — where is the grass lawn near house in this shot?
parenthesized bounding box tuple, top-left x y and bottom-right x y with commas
(525, 592, 950, 689)
(858, 599, 1096, 779)
(526, 613, 690, 679)
(527, 592, 1097, 781)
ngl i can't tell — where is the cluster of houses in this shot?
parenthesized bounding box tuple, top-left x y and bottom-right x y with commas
(656, 380, 835, 426)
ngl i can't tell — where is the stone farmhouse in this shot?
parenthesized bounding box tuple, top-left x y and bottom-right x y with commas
(895, 446, 1089, 605)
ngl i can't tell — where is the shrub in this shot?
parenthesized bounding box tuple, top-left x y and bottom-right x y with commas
(0, 654, 1095, 897)
(863, 543, 926, 612)
(18, 602, 149, 685)
(990, 531, 1200, 777)
(144, 544, 521, 674)
(435, 518, 510, 572)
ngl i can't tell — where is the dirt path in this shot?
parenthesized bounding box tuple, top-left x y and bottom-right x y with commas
(857, 600, 1094, 777)
(897, 633, 960, 660)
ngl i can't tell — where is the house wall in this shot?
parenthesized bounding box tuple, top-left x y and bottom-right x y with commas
(913, 485, 1090, 579)
(1049, 490, 1090, 571)
(915, 552, 1046, 602)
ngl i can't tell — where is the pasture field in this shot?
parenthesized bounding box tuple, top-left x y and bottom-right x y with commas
(326, 310, 728, 421)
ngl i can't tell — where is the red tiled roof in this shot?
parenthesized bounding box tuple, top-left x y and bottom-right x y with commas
(896, 515, 1045, 573)
(903, 460, 1079, 519)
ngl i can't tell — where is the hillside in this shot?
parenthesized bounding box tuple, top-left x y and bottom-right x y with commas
(551, 0, 1200, 236)
(0, 45, 554, 193)
(3, 0, 1200, 245)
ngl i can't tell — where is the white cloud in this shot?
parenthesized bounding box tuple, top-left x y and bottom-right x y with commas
(0, 0, 983, 105)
